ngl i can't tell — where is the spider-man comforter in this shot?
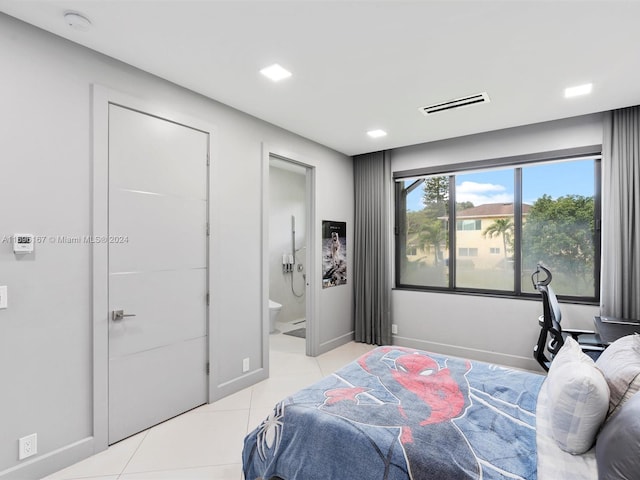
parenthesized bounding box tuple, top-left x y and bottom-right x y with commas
(243, 346, 545, 480)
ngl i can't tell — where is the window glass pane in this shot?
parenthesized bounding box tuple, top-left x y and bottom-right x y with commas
(395, 153, 599, 300)
(455, 169, 514, 290)
(457, 219, 482, 231)
(521, 159, 596, 297)
(398, 175, 449, 287)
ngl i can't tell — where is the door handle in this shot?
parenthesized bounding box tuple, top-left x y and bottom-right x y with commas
(112, 309, 136, 321)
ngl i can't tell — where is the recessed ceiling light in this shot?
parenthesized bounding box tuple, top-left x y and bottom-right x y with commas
(64, 11, 92, 31)
(367, 129, 387, 138)
(564, 83, 593, 98)
(260, 64, 292, 82)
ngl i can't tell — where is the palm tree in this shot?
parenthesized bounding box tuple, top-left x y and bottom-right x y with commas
(417, 221, 447, 265)
(482, 218, 513, 259)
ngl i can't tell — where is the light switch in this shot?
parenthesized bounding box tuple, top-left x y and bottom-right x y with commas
(0, 286, 7, 309)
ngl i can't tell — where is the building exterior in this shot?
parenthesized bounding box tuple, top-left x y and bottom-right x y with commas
(407, 203, 531, 270)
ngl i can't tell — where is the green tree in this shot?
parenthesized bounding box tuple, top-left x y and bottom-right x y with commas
(456, 201, 474, 211)
(417, 220, 447, 264)
(422, 176, 474, 215)
(405, 210, 447, 264)
(482, 218, 514, 259)
(422, 176, 449, 206)
(522, 194, 594, 280)
(406, 209, 430, 235)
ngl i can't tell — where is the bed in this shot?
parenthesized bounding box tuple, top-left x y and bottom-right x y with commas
(243, 338, 640, 480)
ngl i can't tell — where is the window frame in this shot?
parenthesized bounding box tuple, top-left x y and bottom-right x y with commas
(393, 146, 602, 303)
(457, 219, 482, 231)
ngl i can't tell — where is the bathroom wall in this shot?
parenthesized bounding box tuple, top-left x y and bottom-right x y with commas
(269, 164, 306, 324)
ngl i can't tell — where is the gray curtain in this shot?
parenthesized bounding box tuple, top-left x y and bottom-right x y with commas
(601, 106, 640, 319)
(353, 151, 391, 345)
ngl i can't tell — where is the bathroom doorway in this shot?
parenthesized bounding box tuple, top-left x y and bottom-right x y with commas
(265, 153, 315, 357)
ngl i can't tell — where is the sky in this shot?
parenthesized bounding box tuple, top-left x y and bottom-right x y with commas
(405, 158, 595, 211)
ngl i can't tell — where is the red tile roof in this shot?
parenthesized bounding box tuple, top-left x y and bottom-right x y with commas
(457, 203, 531, 218)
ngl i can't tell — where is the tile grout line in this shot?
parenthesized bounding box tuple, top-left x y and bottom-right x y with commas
(241, 380, 260, 479)
(246, 386, 256, 434)
(120, 463, 243, 479)
(116, 430, 149, 479)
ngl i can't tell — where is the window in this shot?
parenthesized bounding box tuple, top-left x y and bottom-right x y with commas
(457, 220, 482, 231)
(520, 160, 598, 297)
(395, 150, 600, 300)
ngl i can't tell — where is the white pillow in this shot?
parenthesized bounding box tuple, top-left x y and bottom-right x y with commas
(549, 334, 594, 372)
(595, 333, 640, 417)
(546, 337, 610, 454)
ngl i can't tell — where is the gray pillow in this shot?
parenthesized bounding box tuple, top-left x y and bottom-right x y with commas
(596, 391, 640, 479)
(595, 333, 640, 417)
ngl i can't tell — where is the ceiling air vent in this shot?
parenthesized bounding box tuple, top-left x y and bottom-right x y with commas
(419, 92, 490, 116)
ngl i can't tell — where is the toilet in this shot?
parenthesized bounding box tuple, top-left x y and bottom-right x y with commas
(268, 299, 282, 333)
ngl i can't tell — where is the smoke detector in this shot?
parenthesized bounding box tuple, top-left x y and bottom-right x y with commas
(64, 11, 92, 31)
(419, 92, 490, 116)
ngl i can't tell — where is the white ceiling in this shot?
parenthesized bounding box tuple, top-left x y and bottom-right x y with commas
(2, 0, 640, 156)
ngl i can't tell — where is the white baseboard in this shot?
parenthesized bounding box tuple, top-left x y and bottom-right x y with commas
(213, 367, 268, 402)
(392, 335, 544, 374)
(317, 331, 355, 356)
(0, 437, 95, 480)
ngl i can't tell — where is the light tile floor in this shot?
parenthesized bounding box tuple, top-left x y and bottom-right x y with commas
(42, 323, 374, 480)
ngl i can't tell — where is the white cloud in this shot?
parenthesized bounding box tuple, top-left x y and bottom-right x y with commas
(457, 181, 505, 194)
(456, 181, 513, 205)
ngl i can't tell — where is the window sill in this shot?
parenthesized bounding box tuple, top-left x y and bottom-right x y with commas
(391, 285, 599, 306)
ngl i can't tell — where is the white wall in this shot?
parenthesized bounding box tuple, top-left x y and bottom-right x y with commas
(390, 114, 605, 371)
(0, 14, 353, 479)
(269, 166, 306, 324)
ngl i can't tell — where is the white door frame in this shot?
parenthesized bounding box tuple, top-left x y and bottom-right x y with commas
(261, 144, 318, 360)
(91, 85, 217, 451)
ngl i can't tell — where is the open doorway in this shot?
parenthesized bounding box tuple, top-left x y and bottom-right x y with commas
(266, 154, 314, 357)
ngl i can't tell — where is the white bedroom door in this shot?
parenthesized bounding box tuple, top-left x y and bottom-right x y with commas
(107, 104, 209, 444)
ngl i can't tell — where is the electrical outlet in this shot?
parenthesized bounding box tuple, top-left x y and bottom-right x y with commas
(242, 357, 250, 373)
(0, 285, 7, 309)
(18, 433, 37, 460)
(391, 324, 398, 335)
